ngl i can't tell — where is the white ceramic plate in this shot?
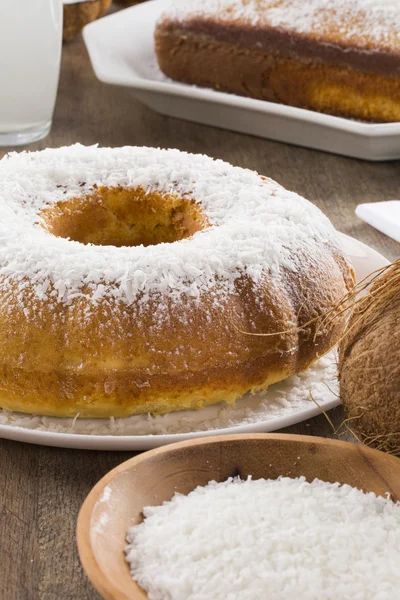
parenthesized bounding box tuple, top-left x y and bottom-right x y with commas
(83, 0, 400, 162)
(0, 234, 389, 451)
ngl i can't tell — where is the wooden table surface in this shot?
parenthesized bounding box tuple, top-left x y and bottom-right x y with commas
(1, 22, 399, 600)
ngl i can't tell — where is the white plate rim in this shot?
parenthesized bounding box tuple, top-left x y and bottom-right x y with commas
(83, 0, 400, 139)
(0, 233, 389, 451)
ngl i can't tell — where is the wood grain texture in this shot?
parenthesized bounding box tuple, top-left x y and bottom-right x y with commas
(0, 22, 399, 600)
(77, 434, 400, 600)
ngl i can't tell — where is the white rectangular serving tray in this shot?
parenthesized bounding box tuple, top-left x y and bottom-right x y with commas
(84, 0, 400, 161)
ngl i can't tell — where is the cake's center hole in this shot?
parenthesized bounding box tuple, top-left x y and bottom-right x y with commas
(39, 186, 208, 247)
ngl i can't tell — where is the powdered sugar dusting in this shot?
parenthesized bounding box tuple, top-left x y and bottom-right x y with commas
(0, 351, 338, 436)
(0, 144, 339, 308)
(163, 0, 400, 51)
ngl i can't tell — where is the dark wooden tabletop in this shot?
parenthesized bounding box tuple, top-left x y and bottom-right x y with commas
(1, 20, 399, 600)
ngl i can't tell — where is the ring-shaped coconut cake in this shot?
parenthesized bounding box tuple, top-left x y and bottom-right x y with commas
(0, 145, 354, 417)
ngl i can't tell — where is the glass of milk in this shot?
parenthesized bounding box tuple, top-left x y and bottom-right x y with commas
(0, 0, 63, 146)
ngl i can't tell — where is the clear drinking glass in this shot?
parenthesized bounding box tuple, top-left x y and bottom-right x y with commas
(0, 0, 63, 146)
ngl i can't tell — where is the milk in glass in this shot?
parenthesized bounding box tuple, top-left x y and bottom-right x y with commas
(0, 0, 63, 145)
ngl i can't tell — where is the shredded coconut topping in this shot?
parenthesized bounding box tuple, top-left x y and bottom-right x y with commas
(162, 0, 400, 51)
(0, 144, 339, 306)
(125, 476, 400, 600)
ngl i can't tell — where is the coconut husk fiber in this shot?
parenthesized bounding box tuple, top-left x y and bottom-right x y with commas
(339, 259, 400, 456)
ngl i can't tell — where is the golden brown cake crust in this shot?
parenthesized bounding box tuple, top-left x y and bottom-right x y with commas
(0, 250, 353, 417)
(157, 20, 400, 76)
(155, 32, 400, 122)
(0, 146, 354, 418)
(155, 0, 400, 122)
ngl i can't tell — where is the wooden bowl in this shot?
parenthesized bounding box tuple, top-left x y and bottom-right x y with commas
(77, 433, 400, 600)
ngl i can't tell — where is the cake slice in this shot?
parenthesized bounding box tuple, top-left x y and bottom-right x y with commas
(154, 0, 400, 122)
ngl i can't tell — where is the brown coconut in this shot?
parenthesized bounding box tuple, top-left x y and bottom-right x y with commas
(63, 0, 112, 42)
(339, 260, 400, 456)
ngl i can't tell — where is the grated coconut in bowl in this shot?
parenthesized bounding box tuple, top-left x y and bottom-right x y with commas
(125, 476, 400, 600)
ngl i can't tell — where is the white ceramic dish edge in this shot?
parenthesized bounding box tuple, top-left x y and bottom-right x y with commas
(83, 0, 400, 161)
